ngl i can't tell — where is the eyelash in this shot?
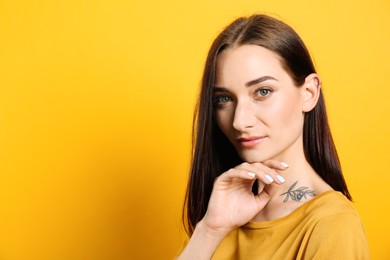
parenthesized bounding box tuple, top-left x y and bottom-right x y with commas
(213, 88, 273, 107)
(255, 88, 272, 97)
(213, 95, 232, 106)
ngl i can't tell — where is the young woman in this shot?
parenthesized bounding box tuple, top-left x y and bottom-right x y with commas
(177, 14, 369, 259)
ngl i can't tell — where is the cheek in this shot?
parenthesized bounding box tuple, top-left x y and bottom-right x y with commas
(215, 110, 234, 136)
(265, 95, 304, 128)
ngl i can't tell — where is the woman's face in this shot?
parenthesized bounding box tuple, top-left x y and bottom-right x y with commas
(214, 44, 308, 163)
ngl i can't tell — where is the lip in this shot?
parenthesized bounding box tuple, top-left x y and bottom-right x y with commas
(236, 136, 267, 148)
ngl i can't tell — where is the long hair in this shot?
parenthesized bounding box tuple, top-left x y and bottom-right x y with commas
(183, 14, 351, 235)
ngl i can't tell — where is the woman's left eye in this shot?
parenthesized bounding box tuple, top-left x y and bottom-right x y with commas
(255, 89, 272, 97)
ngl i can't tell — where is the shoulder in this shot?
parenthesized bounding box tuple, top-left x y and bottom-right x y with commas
(303, 190, 367, 240)
(302, 191, 370, 259)
(303, 190, 359, 218)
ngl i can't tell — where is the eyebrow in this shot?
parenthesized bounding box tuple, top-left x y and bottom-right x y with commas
(245, 76, 278, 87)
(213, 76, 278, 92)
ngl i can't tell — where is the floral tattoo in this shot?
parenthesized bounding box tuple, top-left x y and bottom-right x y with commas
(280, 181, 316, 202)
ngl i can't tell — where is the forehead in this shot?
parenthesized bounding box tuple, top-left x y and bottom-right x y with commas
(216, 44, 289, 86)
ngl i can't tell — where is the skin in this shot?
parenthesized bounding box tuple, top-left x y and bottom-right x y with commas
(214, 45, 308, 164)
(177, 44, 332, 259)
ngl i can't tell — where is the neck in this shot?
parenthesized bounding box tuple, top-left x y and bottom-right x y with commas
(252, 151, 332, 222)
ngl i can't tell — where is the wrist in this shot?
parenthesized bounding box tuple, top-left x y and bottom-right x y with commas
(177, 219, 229, 260)
(196, 219, 232, 240)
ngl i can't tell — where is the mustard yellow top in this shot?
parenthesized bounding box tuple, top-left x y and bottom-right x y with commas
(210, 190, 369, 259)
(178, 190, 370, 259)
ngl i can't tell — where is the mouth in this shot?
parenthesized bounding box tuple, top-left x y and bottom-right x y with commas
(236, 136, 267, 148)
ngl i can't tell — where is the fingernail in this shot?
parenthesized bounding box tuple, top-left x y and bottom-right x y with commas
(276, 175, 286, 183)
(248, 172, 256, 178)
(280, 162, 289, 168)
(265, 175, 274, 183)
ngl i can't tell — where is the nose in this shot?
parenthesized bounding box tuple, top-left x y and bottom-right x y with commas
(232, 100, 257, 131)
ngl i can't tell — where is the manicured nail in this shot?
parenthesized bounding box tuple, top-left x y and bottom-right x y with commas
(280, 162, 289, 168)
(248, 172, 256, 178)
(265, 175, 274, 183)
(276, 175, 286, 183)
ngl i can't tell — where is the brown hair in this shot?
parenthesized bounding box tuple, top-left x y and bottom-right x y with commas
(183, 14, 351, 235)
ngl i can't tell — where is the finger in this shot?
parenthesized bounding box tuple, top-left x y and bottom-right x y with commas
(255, 190, 271, 208)
(236, 163, 275, 185)
(251, 162, 287, 184)
(217, 168, 259, 182)
(236, 162, 283, 185)
(257, 179, 265, 194)
(262, 160, 289, 170)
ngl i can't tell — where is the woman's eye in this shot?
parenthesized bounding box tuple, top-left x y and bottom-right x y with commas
(214, 95, 232, 105)
(255, 89, 272, 97)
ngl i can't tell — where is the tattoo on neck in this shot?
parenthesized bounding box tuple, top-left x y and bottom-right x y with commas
(280, 181, 316, 203)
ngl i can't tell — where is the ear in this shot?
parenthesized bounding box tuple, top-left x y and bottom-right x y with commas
(302, 73, 321, 112)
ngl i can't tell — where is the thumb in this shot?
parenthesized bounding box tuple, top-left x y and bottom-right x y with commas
(256, 191, 271, 209)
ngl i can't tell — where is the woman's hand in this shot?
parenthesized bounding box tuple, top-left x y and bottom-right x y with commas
(177, 160, 288, 260)
(201, 160, 288, 236)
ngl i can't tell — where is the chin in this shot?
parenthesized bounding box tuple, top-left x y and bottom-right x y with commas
(238, 151, 271, 163)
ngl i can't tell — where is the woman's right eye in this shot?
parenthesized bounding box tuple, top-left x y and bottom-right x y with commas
(214, 95, 232, 106)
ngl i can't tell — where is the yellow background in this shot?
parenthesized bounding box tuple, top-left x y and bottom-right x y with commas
(0, 0, 389, 259)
